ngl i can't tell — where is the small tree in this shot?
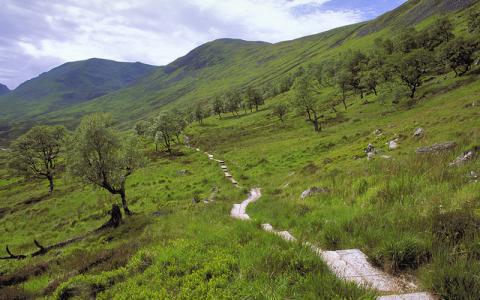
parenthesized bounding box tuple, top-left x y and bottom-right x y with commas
(68, 114, 144, 215)
(438, 37, 479, 76)
(10, 125, 66, 194)
(468, 10, 480, 34)
(272, 103, 288, 123)
(135, 120, 150, 136)
(292, 74, 323, 132)
(246, 87, 264, 112)
(393, 49, 431, 98)
(225, 91, 241, 116)
(212, 97, 224, 119)
(194, 104, 205, 124)
(149, 113, 177, 154)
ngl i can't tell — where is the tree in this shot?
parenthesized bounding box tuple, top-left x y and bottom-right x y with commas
(393, 49, 432, 98)
(135, 120, 150, 136)
(468, 10, 480, 34)
(149, 113, 177, 154)
(419, 17, 454, 51)
(225, 91, 241, 116)
(292, 74, 323, 132)
(212, 97, 224, 119)
(246, 87, 264, 112)
(68, 114, 144, 215)
(335, 70, 352, 110)
(272, 103, 288, 122)
(194, 103, 205, 124)
(438, 37, 479, 76)
(395, 28, 418, 53)
(10, 125, 66, 194)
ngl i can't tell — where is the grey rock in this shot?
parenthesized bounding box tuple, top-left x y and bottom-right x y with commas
(364, 143, 376, 154)
(301, 187, 330, 199)
(388, 139, 399, 150)
(450, 146, 479, 166)
(416, 141, 457, 153)
(373, 129, 383, 136)
(413, 127, 425, 138)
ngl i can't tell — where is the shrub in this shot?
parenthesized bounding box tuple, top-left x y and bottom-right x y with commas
(431, 208, 480, 245)
(373, 237, 431, 273)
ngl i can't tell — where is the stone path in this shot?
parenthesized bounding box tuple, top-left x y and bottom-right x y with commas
(201, 149, 435, 299)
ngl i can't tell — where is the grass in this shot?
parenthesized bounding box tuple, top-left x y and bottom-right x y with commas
(0, 145, 373, 299)
(186, 69, 480, 298)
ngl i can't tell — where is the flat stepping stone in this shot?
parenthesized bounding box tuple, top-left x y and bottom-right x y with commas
(221, 165, 228, 169)
(224, 173, 233, 178)
(230, 188, 261, 220)
(231, 179, 238, 185)
(377, 293, 435, 300)
(196, 148, 200, 151)
(217, 160, 225, 164)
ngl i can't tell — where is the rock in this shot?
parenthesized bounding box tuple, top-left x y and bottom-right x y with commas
(364, 143, 376, 154)
(416, 141, 457, 154)
(413, 127, 425, 138)
(367, 152, 376, 160)
(469, 171, 478, 179)
(301, 187, 330, 199)
(450, 146, 479, 166)
(381, 155, 392, 159)
(373, 129, 383, 136)
(177, 169, 191, 175)
(388, 139, 399, 150)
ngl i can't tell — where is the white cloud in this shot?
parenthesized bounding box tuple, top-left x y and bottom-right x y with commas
(1, 0, 366, 88)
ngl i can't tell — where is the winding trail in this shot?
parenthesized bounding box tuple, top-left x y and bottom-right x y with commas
(201, 149, 435, 300)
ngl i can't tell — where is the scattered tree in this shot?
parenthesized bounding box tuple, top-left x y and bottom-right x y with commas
(272, 103, 288, 122)
(195, 103, 206, 124)
(68, 114, 144, 215)
(10, 125, 66, 194)
(212, 97, 224, 119)
(246, 87, 264, 112)
(393, 49, 432, 98)
(149, 113, 176, 154)
(292, 74, 323, 132)
(438, 37, 479, 76)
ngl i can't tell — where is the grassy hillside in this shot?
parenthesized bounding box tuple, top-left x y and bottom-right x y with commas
(1, 0, 479, 299)
(0, 59, 157, 144)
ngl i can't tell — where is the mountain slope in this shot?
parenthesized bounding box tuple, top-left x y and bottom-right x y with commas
(1, 0, 477, 142)
(0, 58, 158, 121)
(0, 83, 9, 96)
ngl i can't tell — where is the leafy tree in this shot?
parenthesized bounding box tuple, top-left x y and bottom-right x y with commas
(395, 28, 418, 53)
(272, 103, 288, 123)
(335, 70, 352, 110)
(194, 103, 206, 124)
(225, 91, 242, 116)
(149, 113, 177, 154)
(438, 37, 479, 76)
(374, 37, 395, 55)
(468, 10, 480, 34)
(340, 50, 369, 99)
(246, 87, 264, 112)
(292, 74, 323, 132)
(419, 17, 454, 51)
(135, 120, 150, 136)
(10, 125, 66, 194)
(68, 114, 144, 215)
(212, 97, 224, 119)
(392, 49, 432, 98)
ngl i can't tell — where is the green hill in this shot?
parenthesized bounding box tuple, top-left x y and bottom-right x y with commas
(1, 0, 480, 298)
(0, 59, 157, 143)
(24, 0, 478, 132)
(0, 83, 9, 96)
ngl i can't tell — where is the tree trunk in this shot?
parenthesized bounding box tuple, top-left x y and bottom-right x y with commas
(410, 85, 417, 98)
(120, 188, 132, 216)
(47, 174, 54, 194)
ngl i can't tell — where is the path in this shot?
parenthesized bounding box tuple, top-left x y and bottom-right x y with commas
(200, 149, 435, 299)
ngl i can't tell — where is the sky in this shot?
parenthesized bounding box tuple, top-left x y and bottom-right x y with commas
(0, 0, 406, 89)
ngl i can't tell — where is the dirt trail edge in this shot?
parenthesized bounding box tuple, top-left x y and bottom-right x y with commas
(201, 149, 435, 300)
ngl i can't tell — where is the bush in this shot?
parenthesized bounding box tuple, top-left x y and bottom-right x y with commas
(373, 237, 431, 273)
(431, 208, 480, 245)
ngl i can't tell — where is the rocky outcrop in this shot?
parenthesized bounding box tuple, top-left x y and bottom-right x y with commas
(450, 146, 479, 166)
(301, 187, 330, 199)
(413, 128, 425, 138)
(416, 141, 456, 153)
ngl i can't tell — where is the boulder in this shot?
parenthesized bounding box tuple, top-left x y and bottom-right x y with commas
(364, 143, 375, 154)
(413, 128, 425, 138)
(367, 152, 376, 160)
(301, 187, 330, 199)
(388, 139, 399, 150)
(416, 141, 457, 154)
(449, 146, 479, 166)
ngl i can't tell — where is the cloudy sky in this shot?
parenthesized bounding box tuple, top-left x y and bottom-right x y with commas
(1, 0, 406, 89)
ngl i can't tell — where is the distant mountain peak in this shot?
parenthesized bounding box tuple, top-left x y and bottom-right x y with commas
(0, 83, 10, 96)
